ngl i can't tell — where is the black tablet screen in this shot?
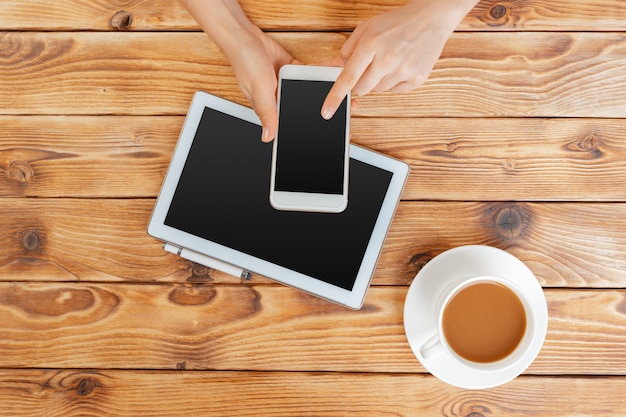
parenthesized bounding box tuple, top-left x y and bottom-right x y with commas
(165, 107, 392, 291)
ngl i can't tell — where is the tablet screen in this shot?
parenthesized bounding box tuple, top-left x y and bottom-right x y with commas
(164, 107, 392, 291)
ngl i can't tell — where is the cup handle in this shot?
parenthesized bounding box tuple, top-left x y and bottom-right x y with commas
(419, 334, 444, 360)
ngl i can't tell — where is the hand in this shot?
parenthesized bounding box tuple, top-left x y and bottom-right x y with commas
(321, 0, 477, 119)
(179, 0, 296, 142)
(225, 26, 297, 142)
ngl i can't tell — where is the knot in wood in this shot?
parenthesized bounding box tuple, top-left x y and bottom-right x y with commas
(446, 142, 459, 152)
(502, 158, 517, 172)
(489, 4, 507, 20)
(488, 203, 531, 242)
(76, 377, 97, 396)
(466, 413, 485, 417)
(186, 263, 215, 282)
(485, 4, 509, 26)
(111, 10, 133, 31)
(409, 250, 438, 279)
(21, 230, 41, 251)
(169, 286, 216, 306)
(579, 134, 599, 151)
(7, 160, 34, 183)
(495, 207, 523, 240)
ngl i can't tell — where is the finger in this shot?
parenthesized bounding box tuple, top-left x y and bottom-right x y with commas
(373, 73, 402, 93)
(260, 107, 278, 143)
(350, 98, 359, 114)
(261, 117, 278, 142)
(321, 45, 374, 120)
(339, 22, 367, 63)
(320, 24, 372, 120)
(376, 69, 429, 94)
(249, 87, 279, 142)
(350, 59, 388, 96)
(258, 113, 278, 142)
(388, 80, 417, 94)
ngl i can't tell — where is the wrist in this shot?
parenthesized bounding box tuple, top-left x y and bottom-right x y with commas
(404, 0, 479, 29)
(181, 0, 257, 49)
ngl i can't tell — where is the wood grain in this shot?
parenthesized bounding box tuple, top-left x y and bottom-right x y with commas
(1, 0, 626, 31)
(2, 1, 626, 415)
(0, 370, 624, 417)
(0, 116, 182, 198)
(352, 117, 626, 201)
(2, 199, 626, 287)
(2, 32, 626, 117)
(0, 283, 624, 375)
(2, 116, 626, 201)
(385, 202, 626, 288)
(0, 198, 185, 282)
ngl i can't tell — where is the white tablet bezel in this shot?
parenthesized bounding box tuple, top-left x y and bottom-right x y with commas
(148, 91, 409, 309)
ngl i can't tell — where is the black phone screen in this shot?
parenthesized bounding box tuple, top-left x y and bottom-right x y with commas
(274, 79, 348, 195)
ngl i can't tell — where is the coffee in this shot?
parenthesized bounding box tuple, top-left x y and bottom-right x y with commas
(442, 282, 526, 363)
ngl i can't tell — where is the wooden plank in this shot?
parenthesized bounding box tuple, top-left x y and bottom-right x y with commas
(0, 32, 240, 116)
(2, 32, 626, 117)
(3, 116, 626, 201)
(0, 370, 624, 417)
(467, 0, 626, 31)
(0, 116, 182, 198)
(1, 0, 626, 32)
(2, 199, 626, 288)
(402, 31, 626, 118)
(0, 283, 624, 374)
(385, 202, 626, 288)
(0, 198, 186, 283)
(353, 117, 626, 201)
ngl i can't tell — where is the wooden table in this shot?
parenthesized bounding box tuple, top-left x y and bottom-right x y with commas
(1, 1, 626, 415)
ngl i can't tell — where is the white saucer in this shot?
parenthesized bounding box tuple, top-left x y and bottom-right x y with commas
(403, 245, 548, 389)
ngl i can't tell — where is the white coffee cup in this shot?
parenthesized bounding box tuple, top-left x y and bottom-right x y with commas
(404, 245, 548, 389)
(419, 275, 537, 372)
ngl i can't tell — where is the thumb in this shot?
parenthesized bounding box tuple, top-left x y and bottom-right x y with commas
(260, 112, 278, 143)
(248, 84, 279, 142)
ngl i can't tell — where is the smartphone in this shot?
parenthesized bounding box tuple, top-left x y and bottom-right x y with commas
(270, 64, 350, 213)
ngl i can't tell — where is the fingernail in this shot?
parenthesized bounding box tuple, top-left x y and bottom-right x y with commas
(261, 126, 271, 142)
(322, 107, 335, 120)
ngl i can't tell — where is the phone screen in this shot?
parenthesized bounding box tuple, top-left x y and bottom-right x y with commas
(275, 79, 348, 195)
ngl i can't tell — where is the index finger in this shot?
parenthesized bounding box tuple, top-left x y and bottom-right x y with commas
(321, 49, 374, 120)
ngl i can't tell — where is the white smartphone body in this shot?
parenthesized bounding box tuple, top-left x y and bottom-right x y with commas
(270, 64, 350, 213)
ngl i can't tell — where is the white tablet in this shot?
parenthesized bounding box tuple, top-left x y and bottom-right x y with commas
(148, 91, 410, 309)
